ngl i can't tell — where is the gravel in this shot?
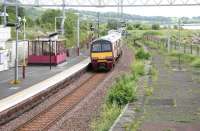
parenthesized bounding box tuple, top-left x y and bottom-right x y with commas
(49, 46, 134, 131)
(0, 45, 134, 131)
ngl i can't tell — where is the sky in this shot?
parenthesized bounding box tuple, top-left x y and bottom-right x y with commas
(74, 6, 200, 17)
(9, 0, 200, 17)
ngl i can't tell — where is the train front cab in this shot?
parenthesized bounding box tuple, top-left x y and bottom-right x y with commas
(90, 40, 114, 70)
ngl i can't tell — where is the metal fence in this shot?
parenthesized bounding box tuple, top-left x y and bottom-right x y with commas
(144, 35, 200, 56)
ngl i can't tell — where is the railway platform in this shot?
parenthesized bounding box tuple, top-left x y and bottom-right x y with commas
(0, 53, 89, 100)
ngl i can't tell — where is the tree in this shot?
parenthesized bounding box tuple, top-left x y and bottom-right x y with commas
(37, 9, 61, 30)
(107, 19, 118, 30)
(152, 24, 160, 30)
(127, 24, 133, 30)
(133, 23, 141, 29)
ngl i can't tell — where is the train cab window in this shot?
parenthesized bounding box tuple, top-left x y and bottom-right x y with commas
(92, 43, 101, 52)
(92, 40, 112, 52)
(102, 43, 112, 52)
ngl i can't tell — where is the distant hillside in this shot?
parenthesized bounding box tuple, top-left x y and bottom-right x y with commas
(24, 7, 44, 20)
(2, 5, 200, 24)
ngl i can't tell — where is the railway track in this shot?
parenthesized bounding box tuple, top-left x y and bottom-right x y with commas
(15, 73, 107, 131)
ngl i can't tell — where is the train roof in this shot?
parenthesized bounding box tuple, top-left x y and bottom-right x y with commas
(98, 32, 121, 43)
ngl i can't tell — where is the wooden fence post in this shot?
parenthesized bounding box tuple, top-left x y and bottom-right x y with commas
(197, 46, 199, 56)
(184, 44, 186, 54)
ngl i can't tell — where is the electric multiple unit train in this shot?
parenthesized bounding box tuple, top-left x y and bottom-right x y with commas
(90, 31, 122, 70)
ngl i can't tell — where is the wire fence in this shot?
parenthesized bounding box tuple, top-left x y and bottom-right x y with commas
(144, 35, 200, 56)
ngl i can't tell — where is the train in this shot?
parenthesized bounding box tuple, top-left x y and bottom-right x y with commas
(90, 31, 123, 70)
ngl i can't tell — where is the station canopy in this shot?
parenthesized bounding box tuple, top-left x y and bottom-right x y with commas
(2, 0, 200, 7)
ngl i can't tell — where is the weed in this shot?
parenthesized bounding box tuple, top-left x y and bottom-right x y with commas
(144, 86, 154, 96)
(191, 59, 200, 68)
(135, 48, 151, 60)
(148, 65, 158, 81)
(131, 61, 145, 80)
(91, 104, 121, 131)
(107, 75, 137, 106)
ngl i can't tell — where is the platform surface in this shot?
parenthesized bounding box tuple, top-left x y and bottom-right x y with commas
(0, 53, 89, 100)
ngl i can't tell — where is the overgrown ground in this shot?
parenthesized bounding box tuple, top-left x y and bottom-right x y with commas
(139, 45, 200, 131)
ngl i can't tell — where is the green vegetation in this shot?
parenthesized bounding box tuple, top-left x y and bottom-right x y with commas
(91, 104, 121, 131)
(107, 75, 137, 106)
(135, 48, 151, 60)
(2, 7, 92, 47)
(192, 59, 200, 68)
(169, 52, 200, 68)
(152, 24, 160, 30)
(144, 86, 154, 96)
(131, 61, 145, 79)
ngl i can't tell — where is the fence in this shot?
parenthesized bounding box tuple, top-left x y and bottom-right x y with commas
(144, 35, 200, 56)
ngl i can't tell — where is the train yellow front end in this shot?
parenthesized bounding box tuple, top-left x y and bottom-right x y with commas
(91, 51, 114, 70)
(90, 32, 122, 70)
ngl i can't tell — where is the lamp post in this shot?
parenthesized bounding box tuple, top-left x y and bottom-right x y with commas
(167, 24, 171, 53)
(75, 13, 80, 56)
(48, 32, 59, 70)
(22, 17, 26, 79)
(14, 0, 20, 84)
(3, 0, 7, 26)
(97, 12, 100, 38)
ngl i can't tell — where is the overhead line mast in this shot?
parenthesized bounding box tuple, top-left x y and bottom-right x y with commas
(3, 0, 200, 7)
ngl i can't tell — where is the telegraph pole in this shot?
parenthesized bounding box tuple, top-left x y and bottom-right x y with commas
(22, 17, 26, 79)
(97, 12, 100, 38)
(117, 0, 120, 29)
(120, 0, 124, 27)
(14, 0, 19, 84)
(167, 24, 171, 52)
(3, 0, 7, 26)
(61, 0, 65, 35)
(76, 13, 80, 56)
(178, 19, 181, 50)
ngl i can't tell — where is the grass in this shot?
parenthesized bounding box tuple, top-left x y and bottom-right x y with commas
(131, 60, 145, 80)
(191, 59, 200, 68)
(148, 65, 158, 81)
(169, 52, 200, 68)
(135, 48, 151, 60)
(144, 37, 200, 69)
(144, 86, 154, 96)
(90, 104, 121, 131)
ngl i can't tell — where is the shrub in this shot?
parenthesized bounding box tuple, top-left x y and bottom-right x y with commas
(135, 49, 151, 60)
(191, 59, 200, 68)
(152, 24, 160, 30)
(131, 61, 145, 80)
(107, 75, 137, 106)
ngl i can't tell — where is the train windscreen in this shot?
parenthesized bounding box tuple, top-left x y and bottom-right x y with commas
(92, 40, 112, 52)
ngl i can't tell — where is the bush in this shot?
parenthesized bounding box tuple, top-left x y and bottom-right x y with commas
(191, 59, 200, 68)
(135, 49, 151, 60)
(107, 75, 137, 106)
(131, 61, 145, 80)
(152, 24, 160, 30)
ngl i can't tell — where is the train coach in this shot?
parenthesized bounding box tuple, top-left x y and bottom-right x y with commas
(90, 31, 122, 70)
